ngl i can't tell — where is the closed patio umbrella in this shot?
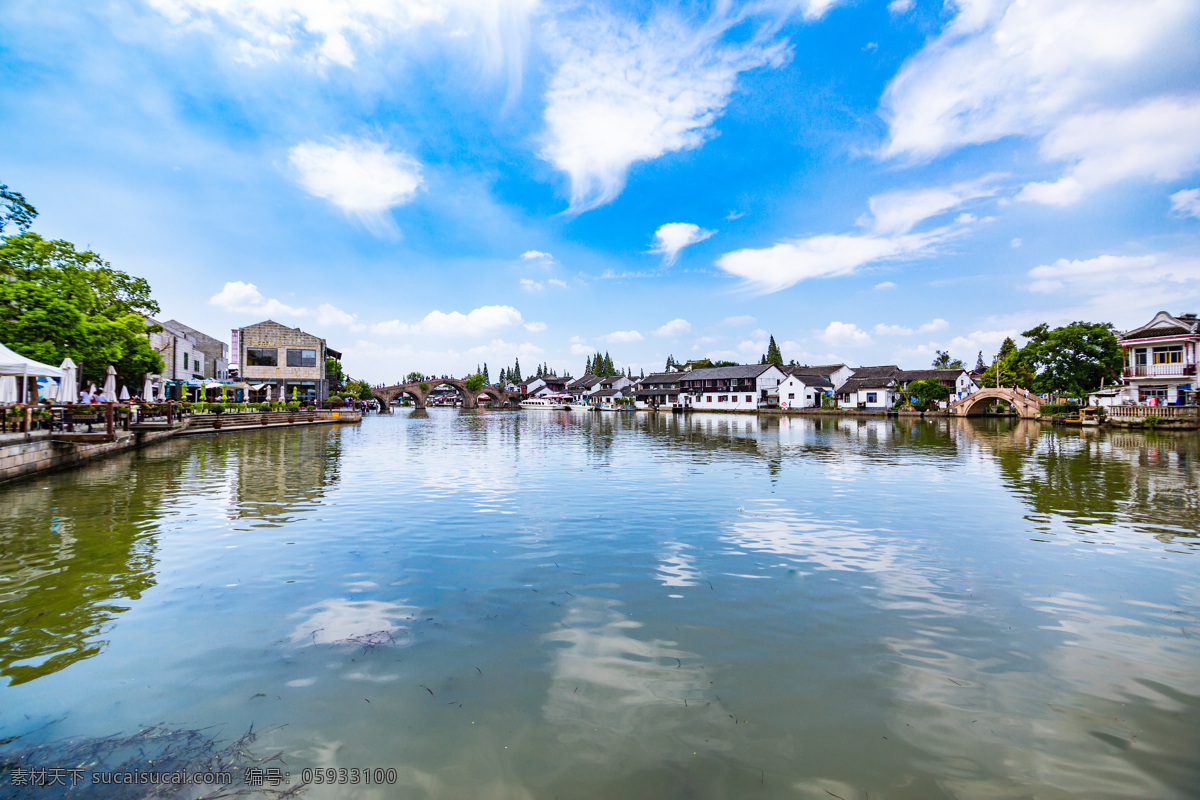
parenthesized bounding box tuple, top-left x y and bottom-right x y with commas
(59, 358, 77, 402)
(119, 385, 130, 401)
(0, 375, 16, 404)
(143, 375, 155, 401)
(103, 365, 117, 399)
(265, 385, 272, 402)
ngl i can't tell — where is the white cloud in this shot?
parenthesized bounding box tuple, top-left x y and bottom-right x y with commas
(372, 305, 524, 337)
(881, 0, 1200, 203)
(521, 250, 554, 261)
(720, 315, 756, 326)
(600, 330, 644, 343)
(653, 318, 691, 337)
(1026, 252, 1200, 323)
(874, 281, 897, 290)
(1017, 97, 1200, 205)
(650, 222, 716, 265)
(316, 303, 358, 326)
(1169, 188, 1200, 219)
(520, 278, 544, 291)
(725, 210, 745, 220)
(547, 278, 569, 288)
(717, 178, 992, 293)
(1010, 238, 1023, 248)
(289, 137, 422, 235)
(541, 10, 786, 212)
(874, 318, 948, 336)
(888, 0, 914, 14)
(819, 321, 872, 347)
(524, 321, 547, 332)
(148, 0, 537, 83)
(569, 343, 592, 355)
(209, 280, 305, 317)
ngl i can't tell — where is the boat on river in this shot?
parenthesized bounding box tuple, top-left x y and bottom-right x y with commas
(521, 397, 569, 410)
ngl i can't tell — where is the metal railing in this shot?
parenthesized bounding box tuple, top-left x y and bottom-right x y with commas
(1123, 364, 1195, 378)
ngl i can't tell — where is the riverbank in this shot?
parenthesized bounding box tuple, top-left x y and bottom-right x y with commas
(0, 409, 362, 486)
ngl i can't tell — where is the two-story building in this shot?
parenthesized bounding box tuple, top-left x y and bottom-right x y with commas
(778, 371, 834, 409)
(679, 364, 787, 411)
(162, 320, 229, 380)
(236, 320, 332, 402)
(634, 372, 683, 408)
(1114, 311, 1199, 405)
(146, 317, 208, 394)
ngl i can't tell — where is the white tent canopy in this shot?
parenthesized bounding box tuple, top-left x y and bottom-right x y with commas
(0, 341, 62, 378)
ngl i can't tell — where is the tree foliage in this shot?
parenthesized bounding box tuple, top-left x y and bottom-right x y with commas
(907, 378, 951, 410)
(931, 349, 965, 369)
(0, 184, 37, 234)
(464, 373, 486, 392)
(1019, 321, 1122, 396)
(761, 335, 783, 366)
(980, 337, 1036, 388)
(0, 232, 163, 384)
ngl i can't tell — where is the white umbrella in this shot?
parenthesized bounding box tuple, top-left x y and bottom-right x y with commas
(265, 384, 272, 402)
(119, 385, 130, 401)
(143, 376, 155, 401)
(59, 358, 77, 402)
(103, 366, 117, 399)
(0, 375, 16, 404)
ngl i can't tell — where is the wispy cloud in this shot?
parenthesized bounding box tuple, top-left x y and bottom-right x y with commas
(650, 222, 716, 265)
(819, 321, 871, 347)
(521, 249, 554, 261)
(541, 9, 787, 212)
(715, 177, 996, 293)
(600, 329, 644, 343)
(873, 318, 947, 336)
(288, 137, 422, 236)
(881, 0, 1200, 203)
(1169, 188, 1200, 219)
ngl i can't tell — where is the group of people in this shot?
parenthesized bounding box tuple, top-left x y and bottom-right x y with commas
(77, 388, 112, 404)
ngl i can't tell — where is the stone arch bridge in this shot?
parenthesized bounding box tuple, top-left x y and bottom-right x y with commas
(948, 387, 1042, 419)
(373, 379, 522, 411)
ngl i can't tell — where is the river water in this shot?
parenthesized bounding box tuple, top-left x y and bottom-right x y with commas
(1, 410, 1197, 799)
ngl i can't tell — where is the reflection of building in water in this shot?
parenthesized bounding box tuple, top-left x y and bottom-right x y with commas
(0, 441, 187, 685)
(225, 427, 343, 523)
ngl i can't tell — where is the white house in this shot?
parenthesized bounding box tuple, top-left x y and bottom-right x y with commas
(836, 376, 899, 409)
(894, 369, 978, 401)
(1114, 311, 1199, 405)
(799, 363, 854, 391)
(778, 372, 834, 409)
(678, 364, 787, 411)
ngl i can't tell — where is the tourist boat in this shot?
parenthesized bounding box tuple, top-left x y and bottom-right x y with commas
(520, 397, 568, 410)
(567, 403, 591, 411)
(1080, 406, 1104, 427)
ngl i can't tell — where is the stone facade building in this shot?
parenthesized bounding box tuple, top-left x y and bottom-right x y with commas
(147, 317, 207, 383)
(236, 320, 333, 402)
(163, 320, 229, 380)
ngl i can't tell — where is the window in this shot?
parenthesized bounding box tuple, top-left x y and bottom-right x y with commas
(867, 392, 878, 403)
(287, 348, 317, 368)
(746, 395, 752, 403)
(183, 353, 188, 370)
(718, 395, 728, 402)
(246, 347, 278, 367)
(1153, 346, 1183, 364)
(1140, 385, 1168, 400)
(706, 396, 713, 403)
(788, 393, 795, 399)
(1134, 348, 1147, 366)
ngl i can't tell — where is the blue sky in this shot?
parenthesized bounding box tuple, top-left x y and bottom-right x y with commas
(3, 0, 1199, 382)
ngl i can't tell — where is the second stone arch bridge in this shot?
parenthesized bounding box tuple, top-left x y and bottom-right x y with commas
(373, 379, 522, 410)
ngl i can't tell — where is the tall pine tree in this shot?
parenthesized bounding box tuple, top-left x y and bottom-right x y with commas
(765, 336, 783, 366)
(513, 358, 522, 382)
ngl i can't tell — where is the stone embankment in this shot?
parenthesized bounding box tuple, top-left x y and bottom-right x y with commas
(0, 409, 361, 486)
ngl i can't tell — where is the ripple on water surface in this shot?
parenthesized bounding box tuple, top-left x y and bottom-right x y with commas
(0, 412, 1197, 799)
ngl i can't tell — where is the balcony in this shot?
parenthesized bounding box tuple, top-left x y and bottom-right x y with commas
(1123, 364, 1195, 378)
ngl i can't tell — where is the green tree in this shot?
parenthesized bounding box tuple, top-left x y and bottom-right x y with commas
(0, 232, 163, 385)
(665, 354, 676, 371)
(974, 351, 986, 372)
(326, 355, 344, 390)
(464, 373, 486, 392)
(932, 350, 965, 369)
(907, 378, 951, 411)
(764, 335, 783, 366)
(482, 362, 489, 383)
(1019, 321, 1122, 396)
(980, 337, 1036, 388)
(405, 371, 424, 383)
(343, 378, 372, 399)
(512, 358, 522, 382)
(1, 184, 37, 234)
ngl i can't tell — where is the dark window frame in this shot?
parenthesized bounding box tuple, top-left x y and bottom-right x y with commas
(246, 347, 278, 367)
(287, 348, 318, 368)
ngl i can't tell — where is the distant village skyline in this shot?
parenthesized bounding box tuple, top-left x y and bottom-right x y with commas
(3, 0, 1198, 383)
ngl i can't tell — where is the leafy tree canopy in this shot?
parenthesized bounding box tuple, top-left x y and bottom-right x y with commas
(0, 231, 163, 384)
(0, 184, 37, 234)
(761, 335, 783, 366)
(980, 336, 1036, 389)
(1020, 321, 1122, 396)
(464, 373, 486, 392)
(931, 349, 965, 369)
(405, 371, 424, 383)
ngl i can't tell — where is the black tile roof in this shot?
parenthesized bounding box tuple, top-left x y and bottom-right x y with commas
(678, 364, 775, 382)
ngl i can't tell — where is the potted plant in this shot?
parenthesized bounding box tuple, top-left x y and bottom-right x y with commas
(210, 402, 225, 428)
(286, 401, 297, 423)
(259, 402, 270, 424)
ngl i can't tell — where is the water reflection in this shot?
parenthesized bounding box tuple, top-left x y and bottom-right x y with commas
(0, 443, 184, 685)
